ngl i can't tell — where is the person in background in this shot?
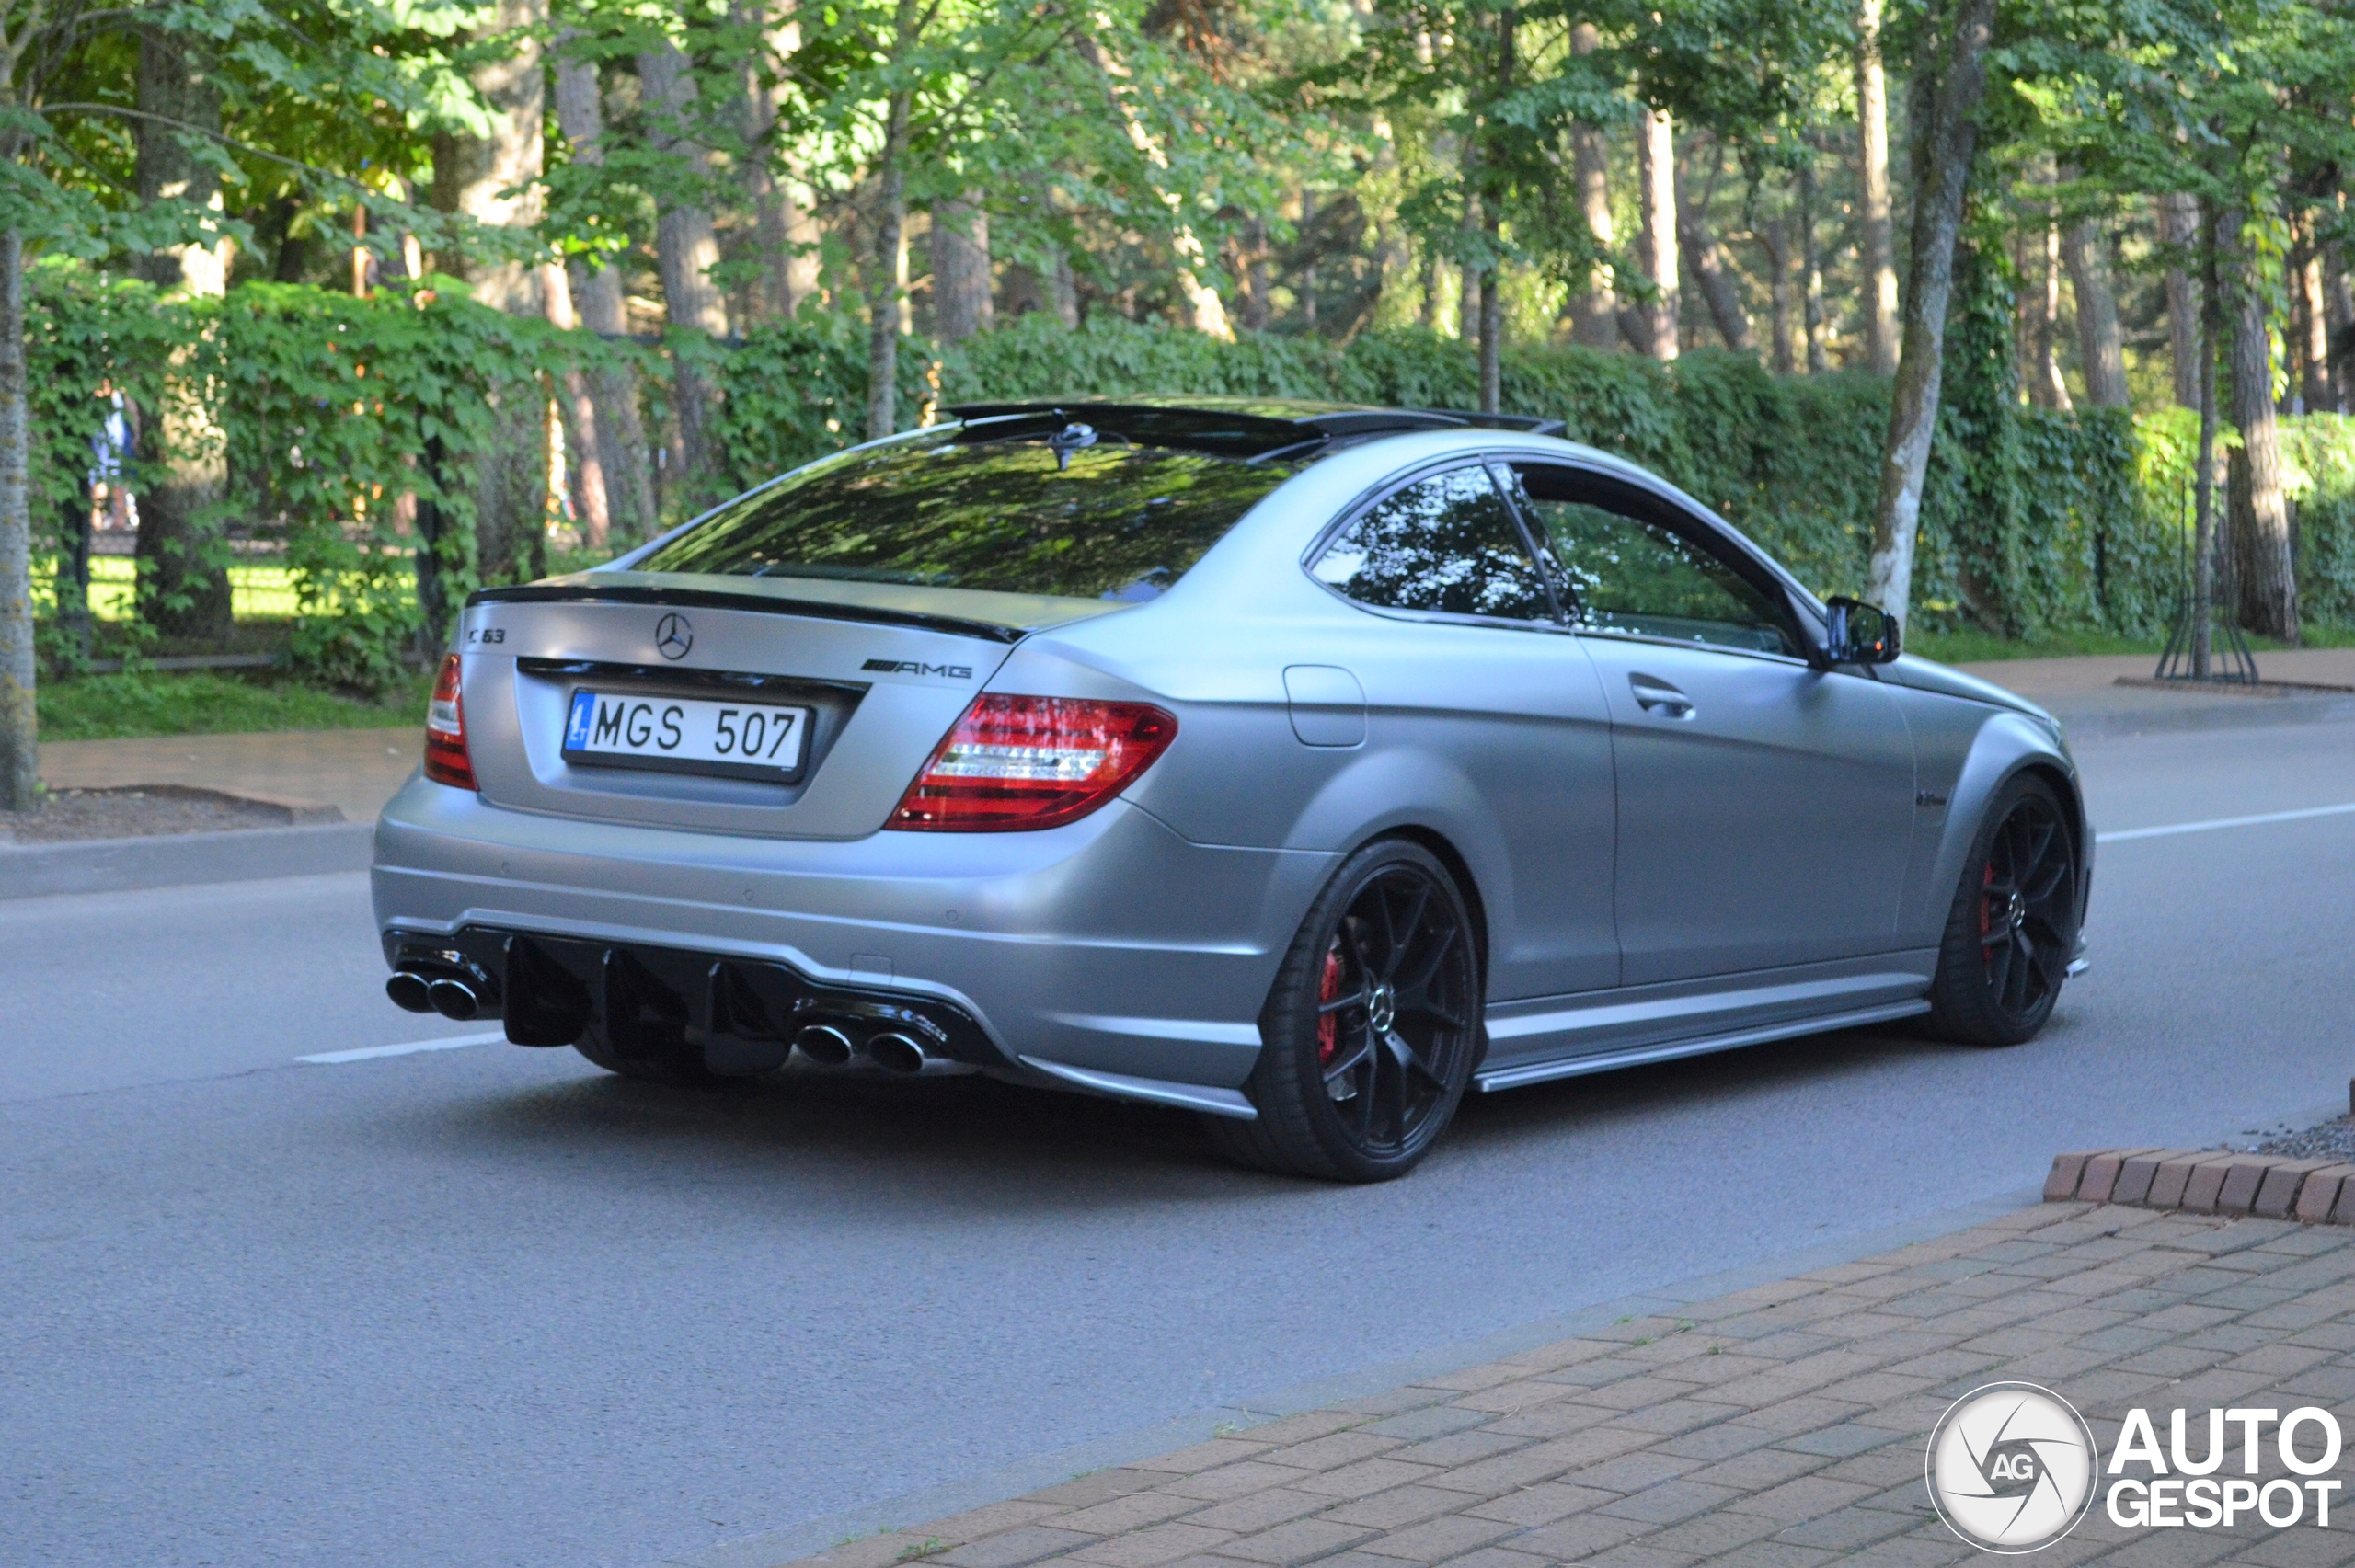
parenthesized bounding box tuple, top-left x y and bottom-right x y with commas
(89, 381, 135, 533)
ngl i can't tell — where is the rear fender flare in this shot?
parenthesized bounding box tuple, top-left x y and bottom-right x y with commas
(1272, 746, 1517, 987)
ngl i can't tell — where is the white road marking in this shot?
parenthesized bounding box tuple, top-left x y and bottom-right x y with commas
(297, 1030, 505, 1065)
(2097, 800, 2355, 843)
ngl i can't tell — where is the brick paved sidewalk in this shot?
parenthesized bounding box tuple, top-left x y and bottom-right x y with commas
(795, 1204, 2355, 1568)
(38, 728, 417, 821)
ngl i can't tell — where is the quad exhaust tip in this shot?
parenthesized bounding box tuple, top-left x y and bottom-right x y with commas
(385, 972, 434, 1013)
(793, 1024, 856, 1067)
(426, 978, 484, 1021)
(866, 1031, 927, 1076)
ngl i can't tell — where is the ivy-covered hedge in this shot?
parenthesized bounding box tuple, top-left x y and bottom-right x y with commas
(28, 265, 576, 688)
(32, 265, 2355, 692)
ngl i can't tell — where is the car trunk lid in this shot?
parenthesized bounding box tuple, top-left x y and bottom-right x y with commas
(453, 571, 1123, 840)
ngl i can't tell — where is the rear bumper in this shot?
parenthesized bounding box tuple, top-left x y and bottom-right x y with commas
(370, 776, 1336, 1095)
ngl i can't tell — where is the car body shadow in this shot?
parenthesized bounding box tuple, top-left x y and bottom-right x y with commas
(421, 1016, 1993, 1212)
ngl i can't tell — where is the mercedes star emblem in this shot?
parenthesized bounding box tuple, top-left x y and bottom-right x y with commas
(654, 612, 694, 660)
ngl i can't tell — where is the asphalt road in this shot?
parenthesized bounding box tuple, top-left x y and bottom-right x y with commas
(8, 701, 2355, 1568)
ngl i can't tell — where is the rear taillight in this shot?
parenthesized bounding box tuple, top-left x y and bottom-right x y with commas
(889, 693, 1178, 831)
(424, 653, 477, 790)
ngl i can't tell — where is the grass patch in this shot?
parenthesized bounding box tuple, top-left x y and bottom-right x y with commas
(38, 670, 432, 741)
(1913, 622, 2355, 664)
(1909, 627, 2165, 664)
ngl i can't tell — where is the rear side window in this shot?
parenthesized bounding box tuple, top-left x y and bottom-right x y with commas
(1310, 466, 1557, 623)
(637, 430, 1292, 603)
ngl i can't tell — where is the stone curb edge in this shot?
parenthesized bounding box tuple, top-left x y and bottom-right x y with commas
(0, 820, 374, 900)
(2044, 1144, 2355, 1223)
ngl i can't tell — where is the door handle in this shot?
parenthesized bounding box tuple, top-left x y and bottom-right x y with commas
(1629, 674, 1694, 718)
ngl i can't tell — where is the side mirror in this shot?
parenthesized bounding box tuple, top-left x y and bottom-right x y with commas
(1824, 596, 1901, 664)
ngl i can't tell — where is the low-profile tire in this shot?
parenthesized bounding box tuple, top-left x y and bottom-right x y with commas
(1206, 839, 1482, 1183)
(572, 1022, 727, 1086)
(1924, 773, 2080, 1047)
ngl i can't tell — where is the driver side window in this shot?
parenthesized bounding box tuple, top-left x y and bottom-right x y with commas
(1503, 465, 1798, 658)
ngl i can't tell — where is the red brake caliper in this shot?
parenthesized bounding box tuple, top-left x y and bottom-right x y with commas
(1317, 942, 1344, 1064)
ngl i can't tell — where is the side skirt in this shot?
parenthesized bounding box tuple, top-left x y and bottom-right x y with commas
(1020, 1055, 1259, 1120)
(1474, 1000, 1933, 1093)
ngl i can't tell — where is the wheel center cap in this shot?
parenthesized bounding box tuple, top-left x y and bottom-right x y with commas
(1367, 983, 1397, 1034)
(2006, 891, 2026, 924)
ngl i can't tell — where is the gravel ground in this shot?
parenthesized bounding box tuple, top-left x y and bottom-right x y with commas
(2256, 1114, 2355, 1161)
(0, 784, 333, 843)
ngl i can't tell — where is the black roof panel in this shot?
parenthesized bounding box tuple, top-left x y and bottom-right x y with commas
(945, 397, 1565, 458)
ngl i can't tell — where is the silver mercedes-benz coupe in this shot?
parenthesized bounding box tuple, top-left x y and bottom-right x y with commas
(373, 397, 2090, 1181)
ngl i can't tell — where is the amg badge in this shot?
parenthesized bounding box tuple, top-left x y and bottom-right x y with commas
(862, 658, 973, 679)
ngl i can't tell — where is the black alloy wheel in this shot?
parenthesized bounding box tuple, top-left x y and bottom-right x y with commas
(1925, 774, 2079, 1047)
(1209, 839, 1481, 1181)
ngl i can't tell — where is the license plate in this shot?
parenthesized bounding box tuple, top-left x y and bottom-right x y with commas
(563, 690, 811, 782)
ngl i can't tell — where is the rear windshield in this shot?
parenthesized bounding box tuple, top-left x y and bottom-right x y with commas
(635, 429, 1293, 602)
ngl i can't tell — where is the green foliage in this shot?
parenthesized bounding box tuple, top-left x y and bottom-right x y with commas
(945, 311, 1350, 403)
(702, 317, 940, 501)
(37, 273, 2355, 670)
(215, 282, 574, 691)
(35, 669, 431, 741)
(2279, 416, 2355, 625)
(27, 275, 585, 691)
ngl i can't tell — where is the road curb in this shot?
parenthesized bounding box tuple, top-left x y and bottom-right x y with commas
(0, 820, 374, 900)
(2045, 1144, 2355, 1222)
(2051, 689, 2355, 739)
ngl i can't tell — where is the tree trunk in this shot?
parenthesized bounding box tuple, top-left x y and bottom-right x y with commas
(2226, 212, 2297, 642)
(1676, 156, 1753, 354)
(2025, 219, 2072, 410)
(1476, 6, 1511, 409)
(431, 0, 546, 313)
(1637, 108, 1679, 361)
(931, 195, 994, 344)
(133, 29, 234, 642)
(1456, 195, 1482, 341)
(866, 52, 914, 441)
(2296, 231, 2333, 413)
(1757, 221, 1796, 373)
(1853, 0, 1900, 375)
(1479, 271, 1503, 413)
(638, 39, 731, 503)
(734, 0, 819, 321)
(1242, 215, 1271, 331)
(2325, 240, 2354, 414)
(2160, 192, 2202, 411)
(1004, 257, 1078, 326)
(1798, 158, 1826, 372)
(433, 0, 547, 582)
(1299, 190, 1320, 329)
(2061, 205, 2129, 406)
(0, 228, 30, 811)
(2194, 204, 2221, 677)
(541, 262, 612, 551)
(1862, 0, 1997, 627)
(551, 49, 658, 543)
(1568, 23, 1617, 349)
